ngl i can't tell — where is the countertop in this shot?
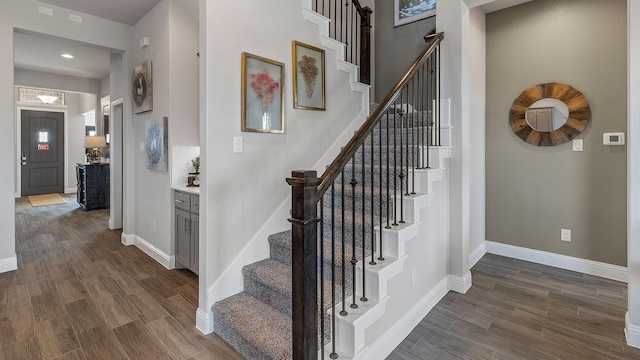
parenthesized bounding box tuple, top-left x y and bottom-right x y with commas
(173, 185, 200, 195)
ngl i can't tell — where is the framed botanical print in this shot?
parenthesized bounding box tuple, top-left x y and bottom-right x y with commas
(394, 0, 436, 27)
(241, 52, 285, 133)
(292, 41, 325, 110)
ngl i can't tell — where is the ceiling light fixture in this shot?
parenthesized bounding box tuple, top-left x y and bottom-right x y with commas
(37, 95, 59, 104)
(61, 53, 74, 59)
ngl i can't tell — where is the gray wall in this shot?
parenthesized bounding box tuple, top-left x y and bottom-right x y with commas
(374, 0, 436, 101)
(486, 0, 627, 266)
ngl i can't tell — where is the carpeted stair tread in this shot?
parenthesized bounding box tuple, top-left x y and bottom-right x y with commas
(214, 292, 292, 360)
(243, 258, 292, 315)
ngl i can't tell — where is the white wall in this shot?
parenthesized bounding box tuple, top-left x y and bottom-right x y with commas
(0, 0, 133, 270)
(468, 7, 486, 265)
(14, 68, 101, 96)
(128, 0, 199, 259)
(437, 0, 472, 287)
(626, 0, 640, 348)
(67, 93, 94, 191)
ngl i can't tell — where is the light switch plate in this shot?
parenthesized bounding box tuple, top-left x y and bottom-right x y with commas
(233, 137, 243, 153)
(572, 139, 583, 152)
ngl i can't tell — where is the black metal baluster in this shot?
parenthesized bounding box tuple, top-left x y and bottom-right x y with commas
(437, 45, 441, 146)
(319, 197, 325, 359)
(427, 56, 434, 168)
(385, 107, 391, 231)
(392, 100, 398, 227)
(330, 183, 338, 359)
(361, 139, 368, 302)
(350, 1, 355, 64)
(350, 158, 358, 309)
(410, 76, 416, 195)
(340, 172, 347, 316)
(398, 93, 405, 224)
(370, 127, 377, 266)
(380, 111, 387, 262)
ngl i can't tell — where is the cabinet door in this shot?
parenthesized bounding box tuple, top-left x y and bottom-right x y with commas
(175, 208, 191, 268)
(191, 214, 199, 275)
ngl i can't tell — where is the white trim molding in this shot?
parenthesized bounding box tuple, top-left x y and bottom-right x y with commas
(448, 271, 472, 294)
(486, 241, 628, 283)
(469, 241, 487, 268)
(121, 233, 175, 270)
(0, 255, 18, 273)
(196, 308, 214, 334)
(356, 277, 449, 360)
(626, 312, 640, 349)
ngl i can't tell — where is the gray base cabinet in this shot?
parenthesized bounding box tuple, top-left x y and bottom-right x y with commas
(174, 190, 199, 274)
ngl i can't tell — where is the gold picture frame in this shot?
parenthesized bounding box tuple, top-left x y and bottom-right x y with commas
(241, 52, 285, 133)
(393, 0, 436, 27)
(292, 41, 325, 111)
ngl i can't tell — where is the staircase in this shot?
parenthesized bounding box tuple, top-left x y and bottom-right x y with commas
(213, 106, 452, 359)
(211, 0, 447, 358)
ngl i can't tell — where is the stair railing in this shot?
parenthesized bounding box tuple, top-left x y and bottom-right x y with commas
(313, 0, 373, 84)
(288, 31, 444, 360)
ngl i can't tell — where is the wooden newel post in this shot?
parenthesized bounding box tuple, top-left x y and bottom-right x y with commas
(359, 6, 373, 85)
(287, 170, 321, 360)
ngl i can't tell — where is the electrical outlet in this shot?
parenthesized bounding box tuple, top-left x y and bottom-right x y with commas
(411, 269, 417, 287)
(561, 228, 571, 242)
(153, 222, 157, 234)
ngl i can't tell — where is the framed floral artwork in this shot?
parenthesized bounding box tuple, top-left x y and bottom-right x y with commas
(292, 41, 325, 111)
(393, 0, 436, 27)
(241, 52, 285, 133)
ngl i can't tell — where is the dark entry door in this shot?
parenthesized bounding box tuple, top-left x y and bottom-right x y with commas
(21, 110, 64, 196)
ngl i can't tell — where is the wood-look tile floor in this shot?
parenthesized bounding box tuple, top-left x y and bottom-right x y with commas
(2, 194, 241, 360)
(388, 253, 640, 360)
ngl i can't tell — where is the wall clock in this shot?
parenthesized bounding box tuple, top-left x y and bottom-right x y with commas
(133, 60, 153, 114)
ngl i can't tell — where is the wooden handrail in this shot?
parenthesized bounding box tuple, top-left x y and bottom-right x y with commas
(317, 31, 444, 196)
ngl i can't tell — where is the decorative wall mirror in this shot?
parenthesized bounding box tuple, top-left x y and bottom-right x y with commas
(509, 82, 590, 146)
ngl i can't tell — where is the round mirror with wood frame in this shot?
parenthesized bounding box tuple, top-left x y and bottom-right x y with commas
(510, 82, 590, 146)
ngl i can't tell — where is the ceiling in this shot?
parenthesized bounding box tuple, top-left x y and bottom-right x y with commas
(15, 0, 198, 82)
(39, 0, 163, 26)
(14, 31, 111, 80)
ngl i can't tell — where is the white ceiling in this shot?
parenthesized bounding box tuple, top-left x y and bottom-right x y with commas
(14, 31, 111, 80)
(15, 0, 198, 81)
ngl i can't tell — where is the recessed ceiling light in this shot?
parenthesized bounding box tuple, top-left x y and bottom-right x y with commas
(61, 53, 74, 59)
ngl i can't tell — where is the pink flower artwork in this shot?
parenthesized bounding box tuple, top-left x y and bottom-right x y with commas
(249, 69, 280, 107)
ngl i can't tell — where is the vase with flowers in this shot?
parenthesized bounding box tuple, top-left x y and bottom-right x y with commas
(249, 69, 280, 129)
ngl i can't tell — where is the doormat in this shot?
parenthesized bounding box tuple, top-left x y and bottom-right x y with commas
(28, 193, 68, 207)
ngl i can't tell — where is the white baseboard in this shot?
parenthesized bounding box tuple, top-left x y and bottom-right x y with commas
(196, 308, 214, 334)
(486, 241, 628, 283)
(357, 277, 449, 360)
(121, 232, 135, 246)
(469, 241, 487, 268)
(65, 187, 77, 194)
(626, 312, 640, 349)
(448, 271, 472, 293)
(121, 232, 175, 270)
(0, 254, 17, 273)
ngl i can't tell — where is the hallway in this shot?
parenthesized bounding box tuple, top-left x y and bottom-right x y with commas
(1, 194, 240, 359)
